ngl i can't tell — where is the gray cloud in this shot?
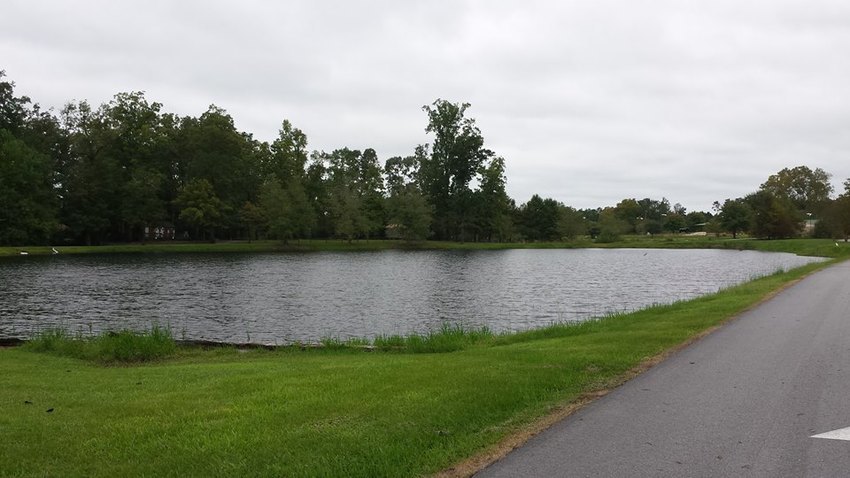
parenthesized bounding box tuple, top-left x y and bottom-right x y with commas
(3, 0, 850, 211)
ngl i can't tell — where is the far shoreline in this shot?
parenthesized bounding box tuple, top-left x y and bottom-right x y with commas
(1, 236, 847, 258)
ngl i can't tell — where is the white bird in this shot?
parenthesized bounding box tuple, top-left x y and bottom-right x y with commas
(51, 247, 59, 254)
(836, 242, 840, 247)
(19, 251, 28, 255)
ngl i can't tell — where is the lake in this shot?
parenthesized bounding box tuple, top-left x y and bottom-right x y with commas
(0, 249, 823, 344)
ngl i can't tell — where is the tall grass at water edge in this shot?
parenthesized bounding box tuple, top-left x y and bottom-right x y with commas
(311, 323, 496, 353)
(25, 323, 500, 363)
(24, 321, 563, 362)
(371, 323, 494, 353)
(24, 326, 176, 363)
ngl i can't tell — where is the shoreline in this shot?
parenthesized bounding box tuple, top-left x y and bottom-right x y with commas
(1, 237, 847, 259)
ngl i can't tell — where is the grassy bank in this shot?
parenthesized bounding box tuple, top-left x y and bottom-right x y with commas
(0, 259, 838, 477)
(2, 236, 849, 258)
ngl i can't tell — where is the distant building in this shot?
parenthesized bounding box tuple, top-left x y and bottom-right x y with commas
(678, 222, 707, 234)
(803, 219, 818, 236)
(144, 224, 176, 241)
(385, 224, 402, 239)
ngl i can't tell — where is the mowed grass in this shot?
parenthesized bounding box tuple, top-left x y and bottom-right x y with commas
(0, 259, 836, 477)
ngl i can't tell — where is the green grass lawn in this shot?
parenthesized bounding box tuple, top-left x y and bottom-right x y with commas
(0, 260, 836, 477)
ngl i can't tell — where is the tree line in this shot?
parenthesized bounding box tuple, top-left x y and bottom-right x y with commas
(2, 70, 850, 246)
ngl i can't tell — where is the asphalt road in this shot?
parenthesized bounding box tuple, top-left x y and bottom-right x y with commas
(477, 261, 850, 478)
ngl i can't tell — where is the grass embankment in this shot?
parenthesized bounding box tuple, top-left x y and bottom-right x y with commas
(2, 236, 849, 257)
(0, 259, 838, 477)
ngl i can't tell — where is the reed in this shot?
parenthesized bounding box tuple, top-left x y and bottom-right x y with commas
(24, 325, 176, 363)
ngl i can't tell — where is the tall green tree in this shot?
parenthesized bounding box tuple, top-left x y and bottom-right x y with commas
(386, 185, 432, 241)
(284, 177, 316, 239)
(474, 156, 514, 242)
(177, 106, 261, 236)
(356, 148, 386, 238)
(662, 203, 687, 233)
(635, 197, 671, 234)
(596, 207, 631, 242)
(558, 206, 586, 240)
(718, 198, 751, 238)
(254, 120, 316, 239)
(760, 166, 833, 216)
(239, 201, 266, 242)
(61, 101, 122, 245)
(684, 211, 709, 231)
(577, 208, 602, 237)
(608, 197, 675, 235)
(0, 72, 60, 245)
(519, 195, 561, 241)
(419, 99, 493, 240)
(122, 169, 165, 242)
(304, 153, 333, 237)
(59, 92, 179, 243)
(101, 92, 172, 241)
(330, 185, 363, 242)
(817, 179, 850, 241)
(323, 147, 386, 240)
(258, 177, 315, 242)
(0, 71, 29, 135)
(175, 178, 224, 240)
(0, 130, 58, 244)
(384, 149, 431, 241)
(612, 199, 642, 233)
(827, 195, 850, 241)
(384, 152, 420, 196)
(258, 179, 291, 241)
(745, 190, 801, 239)
(266, 120, 308, 183)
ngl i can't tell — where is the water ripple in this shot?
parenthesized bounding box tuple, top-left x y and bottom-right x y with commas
(0, 249, 823, 343)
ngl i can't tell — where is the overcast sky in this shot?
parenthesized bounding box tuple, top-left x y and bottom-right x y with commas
(3, 0, 850, 212)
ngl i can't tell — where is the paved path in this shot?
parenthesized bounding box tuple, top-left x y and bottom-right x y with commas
(477, 261, 850, 477)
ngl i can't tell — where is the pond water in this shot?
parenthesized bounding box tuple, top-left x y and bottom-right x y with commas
(0, 249, 823, 344)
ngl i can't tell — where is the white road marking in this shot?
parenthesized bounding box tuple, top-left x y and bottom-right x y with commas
(811, 427, 850, 441)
